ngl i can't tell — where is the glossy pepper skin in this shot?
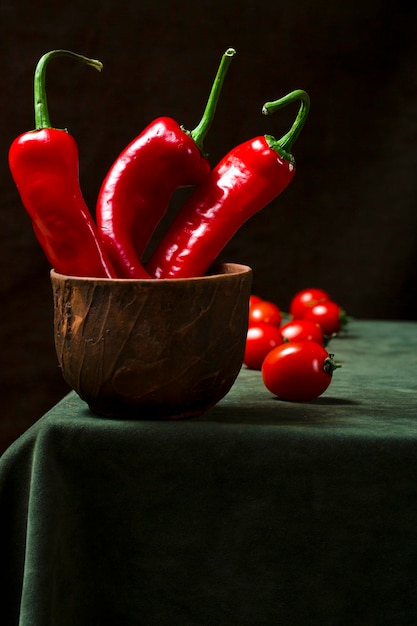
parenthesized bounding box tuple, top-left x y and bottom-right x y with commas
(146, 90, 310, 279)
(97, 117, 209, 278)
(9, 50, 116, 279)
(97, 48, 236, 279)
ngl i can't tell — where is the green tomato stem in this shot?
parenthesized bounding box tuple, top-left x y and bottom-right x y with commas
(339, 309, 350, 330)
(323, 354, 342, 376)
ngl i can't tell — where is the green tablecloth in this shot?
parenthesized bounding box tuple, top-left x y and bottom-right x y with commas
(1, 320, 417, 626)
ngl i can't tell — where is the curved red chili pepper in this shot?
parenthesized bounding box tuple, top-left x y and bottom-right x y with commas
(96, 48, 236, 278)
(146, 89, 310, 279)
(8, 50, 117, 279)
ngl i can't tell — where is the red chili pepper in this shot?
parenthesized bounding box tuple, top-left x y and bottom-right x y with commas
(96, 48, 236, 278)
(146, 89, 310, 279)
(8, 50, 116, 278)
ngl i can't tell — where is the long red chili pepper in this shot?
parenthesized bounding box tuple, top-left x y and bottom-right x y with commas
(146, 89, 310, 279)
(96, 48, 236, 278)
(8, 50, 116, 278)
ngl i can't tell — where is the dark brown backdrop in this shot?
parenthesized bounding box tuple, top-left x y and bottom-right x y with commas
(1, 0, 417, 450)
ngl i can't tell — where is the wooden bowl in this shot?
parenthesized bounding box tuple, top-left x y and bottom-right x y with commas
(50, 263, 252, 419)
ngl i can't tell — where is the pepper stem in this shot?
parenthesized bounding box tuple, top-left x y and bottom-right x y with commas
(34, 49, 103, 130)
(188, 47, 236, 153)
(262, 89, 310, 160)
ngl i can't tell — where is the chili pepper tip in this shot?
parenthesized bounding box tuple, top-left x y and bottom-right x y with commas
(262, 89, 310, 116)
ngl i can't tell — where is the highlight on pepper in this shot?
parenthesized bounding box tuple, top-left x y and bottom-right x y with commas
(146, 88, 311, 279)
(9, 49, 311, 285)
(8, 49, 116, 279)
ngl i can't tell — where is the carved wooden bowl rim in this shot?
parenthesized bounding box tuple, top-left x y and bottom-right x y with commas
(50, 262, 252, 285)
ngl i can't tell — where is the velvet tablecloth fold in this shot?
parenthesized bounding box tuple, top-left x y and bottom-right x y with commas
(1, 320, 417, 625)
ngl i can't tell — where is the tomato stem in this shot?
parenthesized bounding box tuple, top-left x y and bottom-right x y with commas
(323, 354, 342, 375)
(339, 309, 351, 330)
(34, 49, 103, 130)
(323, 334, 335, 347)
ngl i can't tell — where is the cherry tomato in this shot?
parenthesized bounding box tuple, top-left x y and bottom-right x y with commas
(244, 323, 284, 370)
(280, 319, 324, 345)
(262, 341, 340, 401)
(289, 287, 330, 319)
(249, 294, 263, 309)
(302, 300, 346, 336)
(249, 300, 282, 327)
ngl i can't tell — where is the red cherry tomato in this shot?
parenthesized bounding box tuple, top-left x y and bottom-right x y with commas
(289, 288, 330, 319)
(262, 341, 340, 401)
(249, 300, 282, 327)
(280, 319, 324, 345)
(244, 323, 284, 370)
(249, 294, 263, 309)
(302, 300, 346, 336)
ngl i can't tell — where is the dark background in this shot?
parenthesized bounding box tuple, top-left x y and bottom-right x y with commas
(1, 0, 417, 451)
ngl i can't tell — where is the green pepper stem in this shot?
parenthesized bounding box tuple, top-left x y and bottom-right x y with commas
(34, 49, 103, 130)
(189, 47, 236, 153)
(262, 89, 310, 160)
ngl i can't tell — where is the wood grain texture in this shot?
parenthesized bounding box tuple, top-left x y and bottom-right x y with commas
(3, 0, 417, 449)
